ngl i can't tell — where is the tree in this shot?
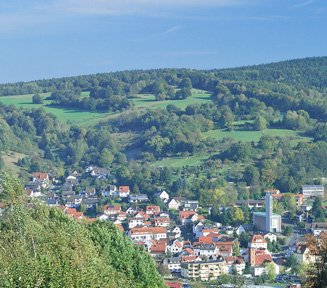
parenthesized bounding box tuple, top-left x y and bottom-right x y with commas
(179, 77, 192, 89)
(239, 232, 250, 248)
(305, 233, 327, 288)
(265, 262, 277, 282)
(175, 88, 191, 99)
(254, 116, 268, 131)
(283, 225, 293, 236)
(233, 242, 240, 256)
(312, 197, 325, 221)
(32, 93, 43, 104)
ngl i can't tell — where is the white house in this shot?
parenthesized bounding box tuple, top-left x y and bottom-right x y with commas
(235, 225, 246, 236)
(129, 217, 146, 229)
(168, 198, 184, 210)
(167, 240, 183, 254)
(129, 227, 167, 242)
(264, 232, 277, 243)
(119, 186, 130, 198)
(170, 226, 182, 238)
(225, 256, 246, 275)
(193, 221, 205, 238)
(156, 190, 170, 203)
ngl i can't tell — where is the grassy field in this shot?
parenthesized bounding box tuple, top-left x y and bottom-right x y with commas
(204, 128, 312, 143)
(132, 89, 212, 110)
(152, 155, 209, 168)
(0, 93, 113, 126)
(1, 151, 26, 175)
(0, 89, 212, 126)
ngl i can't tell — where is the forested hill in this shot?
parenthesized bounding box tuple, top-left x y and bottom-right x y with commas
(216, 56, 327, 88)
(0, 174, 165, 288)
(0, 56, 326, 96)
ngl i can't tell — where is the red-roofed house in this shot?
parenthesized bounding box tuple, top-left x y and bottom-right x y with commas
(104, 205, 121, 216)
(32, 172, 50, 188)
(64, 208, 84, 220)
(119, 186, 130, 198)
(150, 239, 167, 256)
(249, 234, 267, 249)
(179, 210, 196, 225)
(165, 281, 182, 288)
(168, 239, 183, 254)
(146, 205, 160, 215)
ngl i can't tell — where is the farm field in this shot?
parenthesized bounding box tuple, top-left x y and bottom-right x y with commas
(204, 128, 312, 143)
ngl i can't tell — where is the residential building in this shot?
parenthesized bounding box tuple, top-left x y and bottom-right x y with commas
(146, 205, 160, 215)
(129, 194, 149, 203)
(128, 217, 146, 229)
(294, 243, 316, 265)
(104, 205, 121, 216)
(181, 257, 227, 281)
(302, 185, 325, 198)
(154, 217, 170, 227)
(225, 256, 246, 275)
(156, 190, 170, 203)
(129, 227, 167, 241)
(163, 257, 182, 273)
(119, 186, 130, 198)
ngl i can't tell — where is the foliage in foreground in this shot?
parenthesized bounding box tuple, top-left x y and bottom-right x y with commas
(0, 173, 164, 288)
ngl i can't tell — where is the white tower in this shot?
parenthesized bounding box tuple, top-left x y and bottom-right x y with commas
(265, 192, 273, 232)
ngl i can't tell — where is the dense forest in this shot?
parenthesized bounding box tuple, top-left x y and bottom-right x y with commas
(1, 56, 327, 206)
(0, 173, 164, 287)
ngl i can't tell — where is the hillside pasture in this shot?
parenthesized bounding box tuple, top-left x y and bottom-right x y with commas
(0, 93, 112, 126)
(204, 128, 312, 143)
(132, 89, 212, 110)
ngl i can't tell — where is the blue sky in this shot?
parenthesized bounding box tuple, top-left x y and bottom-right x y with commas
(0, 0, 326, 83)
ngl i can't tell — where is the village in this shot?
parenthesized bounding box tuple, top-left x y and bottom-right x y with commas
(24, 167, 326, 288)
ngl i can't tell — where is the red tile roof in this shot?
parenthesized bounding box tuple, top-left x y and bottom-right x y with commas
(130, 226, 167, 235)
(253, 250, 272, 266)
(179, 210, 196, 219)
(150, 240, 167, 254)
(32, 172, 49, 181)
(165, 281, 182, 288)
(184, 248, 194, 255)
(181, 255, 197, 262)
(251, 234, 266, 244)
(146, 205, 160, 213)
(119, 186, 130, 193)
(65, 208, 84, 219)
(105, 205, 121, 212)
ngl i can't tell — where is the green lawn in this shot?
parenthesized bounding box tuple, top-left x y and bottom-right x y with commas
(132, 89, 212, 110)
(204, 128, 312, 143)
(152, 155, 209, 168)
(0, 89, 212, 126)
(0, 93, 113, 126)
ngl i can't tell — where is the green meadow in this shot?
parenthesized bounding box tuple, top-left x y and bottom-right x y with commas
(203, 128, 311, 143)
(132, 89, 212, 110)
(0, 89, 212, 126)
(0, 93, 112, 126)
(152, 154, 209, 168)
